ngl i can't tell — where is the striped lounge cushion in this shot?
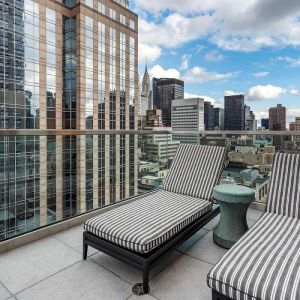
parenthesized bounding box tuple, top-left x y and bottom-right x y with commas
(207, 212, 300, 300)
(267, 152, 300, 219)
(163, 144, 226, 201)
(84, 190, 212, 253)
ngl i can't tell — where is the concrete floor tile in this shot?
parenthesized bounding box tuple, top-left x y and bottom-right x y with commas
(54, 225, 97, 256)
(184, 231, 227, 265)
(150, 255, 213, 300)
(0, 282, 11, 300)
(16, 260, 132, 300)
(0, 237, 81, 294)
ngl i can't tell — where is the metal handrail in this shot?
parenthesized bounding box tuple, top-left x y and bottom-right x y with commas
(0, 129, 299, 136)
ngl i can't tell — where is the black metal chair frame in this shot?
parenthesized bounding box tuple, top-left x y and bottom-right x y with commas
(212, 290, 232, 300)
(83, 205, 220, 295)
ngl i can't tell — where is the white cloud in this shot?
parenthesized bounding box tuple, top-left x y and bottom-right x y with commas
(277, 56, 300, 67)
(291, 88, 300, 96)
(252, 72, 269, 78)
(204, 52, 225, 62)
(135, 0, 300, 53)
(184, 92, 202, 99)
(180, 54, 190, 70)
(139, 43, 162, 63)
(247, 85, 286, 101)
(253, 111, 269, 120)
(139, 14, 213, 49)
(182, 66, 237, 84)
(224, 90, 241, 96)
(188, 93, 217, 103)
(287, 108, 300, 118)
(148, 65, 181, 79)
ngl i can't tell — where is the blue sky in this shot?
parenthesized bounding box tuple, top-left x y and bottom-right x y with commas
(130, 0, 300, 125)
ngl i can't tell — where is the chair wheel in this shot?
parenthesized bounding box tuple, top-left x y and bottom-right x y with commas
(132, 283, 150, 295)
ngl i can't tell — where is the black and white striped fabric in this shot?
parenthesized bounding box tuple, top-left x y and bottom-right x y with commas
(163, 144, 226, 201)
(84, 190, 212, 253)
(266, 152, 300, 218)
(207, 212, 300, 300)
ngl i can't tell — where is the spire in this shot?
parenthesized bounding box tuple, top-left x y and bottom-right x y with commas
(142, 60, 150, 96)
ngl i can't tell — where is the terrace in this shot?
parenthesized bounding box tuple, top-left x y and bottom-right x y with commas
(0, 130, 297, 299)
(0, 206, 263, 300)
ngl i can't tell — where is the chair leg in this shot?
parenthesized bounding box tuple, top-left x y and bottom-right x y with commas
(83, 238, 88, 260)
(132, 264, 150, 295)
(142, 264, 150, 294)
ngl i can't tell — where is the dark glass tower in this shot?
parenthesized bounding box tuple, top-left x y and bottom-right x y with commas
(214, 107, 224, 130)
(224, 95, 245, 130)
(204, 101, 215, 130)
(155, 78, 184, 127)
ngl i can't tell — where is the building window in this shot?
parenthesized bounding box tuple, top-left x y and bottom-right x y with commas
(62, 16, 77, 129)
(109, 27, 116, 130)
(110, 8, 116, 20)
(46, 8, 56, 129)
(86, 135, 93, 210)
(85, 0, 93, 8)
(129, 37, 135, 129)
(98, 135, 105, 206)
(120, 32, 126, 130)
(98, 22, 105, 129)
(85, 16, 94, 129)
(120, 14, 126, 25)
(98, 1, 106, 14)
(129, 19, 135, 30)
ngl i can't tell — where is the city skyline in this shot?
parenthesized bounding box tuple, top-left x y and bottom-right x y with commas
(130, 0, 300, 125)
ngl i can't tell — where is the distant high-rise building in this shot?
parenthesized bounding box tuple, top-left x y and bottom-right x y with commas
(172, 98, 204, 143)
(245, 105, 251, 130)
(214, 108, 224, 130)
(269, 104, 286, 131)
(249, 111, 257, 131)
(141, 64, 150, 98)
(150, 77, 159, 109)
(261, 119, 269, 129)
(224, 95, 245, 130)
(143, 130, 180, 162)
(289, 117, 300, 143)
(146, 109, 162, 127)
(204, 101, 215, 130)
(154, 78, 184, 127)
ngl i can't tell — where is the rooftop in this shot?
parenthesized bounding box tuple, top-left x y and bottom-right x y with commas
(0, 208, 263, 300)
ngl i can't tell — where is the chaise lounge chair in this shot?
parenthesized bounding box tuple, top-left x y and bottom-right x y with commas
(207, 152, 300, 300)
(83, 144, 227, 295)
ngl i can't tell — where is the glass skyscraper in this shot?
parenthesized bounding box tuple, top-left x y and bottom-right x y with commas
(224, 94, 245, 131)
(0, 0, 138, 240)
(155, 78, 184, 127)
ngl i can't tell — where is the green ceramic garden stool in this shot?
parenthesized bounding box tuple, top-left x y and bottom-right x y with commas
(213, 184, 255, 249)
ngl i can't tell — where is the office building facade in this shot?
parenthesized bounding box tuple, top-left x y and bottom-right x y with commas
(172, 98, 204, 143)
(244, 105, 251, 130)
(204, 101, 214, 130)
(214, 107, 224, 130)
(154, 78, 184, 127)
(261, 118, 269, 130)
(0, 0, 138, 240)
(143, 133, 180, 162)
(269, 104, 286, 131)
(224, 95, 245, 130)
(289, 117, 300, 143)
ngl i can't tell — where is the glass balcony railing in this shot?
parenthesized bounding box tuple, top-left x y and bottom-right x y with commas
(0, 129, 299, 242)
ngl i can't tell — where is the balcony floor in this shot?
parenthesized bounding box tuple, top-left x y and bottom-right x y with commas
(0, 208, 263, 300)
